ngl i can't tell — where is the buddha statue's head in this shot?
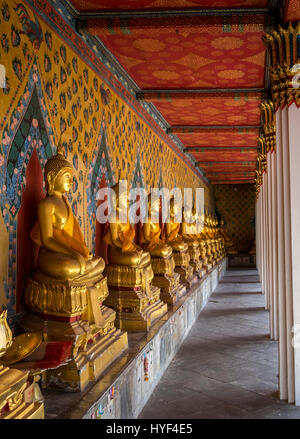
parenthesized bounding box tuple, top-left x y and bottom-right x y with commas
(110, 180, 128, 218)
(147, 192, 160, 217)
(169, 196, 181, 219)
(183, 204, 195, 225)
(44, 152, 72, 196)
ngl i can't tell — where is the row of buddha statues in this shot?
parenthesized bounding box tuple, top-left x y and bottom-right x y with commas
(0, 149, 229, 418)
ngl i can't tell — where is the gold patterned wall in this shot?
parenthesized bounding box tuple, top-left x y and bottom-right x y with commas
(0, 1, 213, 318)
(214, 184, 256, 253)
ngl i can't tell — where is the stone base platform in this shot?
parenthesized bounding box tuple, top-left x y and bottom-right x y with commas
(43, 258, 227, 419)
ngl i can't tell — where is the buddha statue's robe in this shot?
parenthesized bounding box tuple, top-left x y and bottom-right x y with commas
(104, 221, 150, 267)
(30, 197, 103, 281)
(31, 198, 89, 260)
(140, 222, 172, 259)
(165, 222, 188, 252)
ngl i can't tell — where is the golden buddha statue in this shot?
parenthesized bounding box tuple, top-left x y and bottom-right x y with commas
(141, 194, 172, 259)
(219, 218, 238, 255)
(208, 217, 218, 266)
(104, 183, 150, 268)
(163, 197, 195, 288)
(196, 214, 213, 272)
(21, 148, 128, 392)
(140, 194, 185, 305)
(30, 152, 105, 282)
(103, 183, 167, 331)
(181, 206, 205, 279)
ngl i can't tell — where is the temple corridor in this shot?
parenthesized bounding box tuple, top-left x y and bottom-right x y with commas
(140, 269, 300, 419)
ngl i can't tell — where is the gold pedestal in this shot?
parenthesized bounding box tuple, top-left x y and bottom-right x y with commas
(104, 263, 168, 332)
(186, 241, 206, 279)
(150, 255, 186, 305)
(200, 248, 212, 273)
(44, 325, 128, 392)
(172, 250, 197, 289)
(21, 272, 128, 392)
(0, 365, 44, 419)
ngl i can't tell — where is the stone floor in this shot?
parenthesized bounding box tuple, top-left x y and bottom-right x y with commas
(139, 268, 300, 419)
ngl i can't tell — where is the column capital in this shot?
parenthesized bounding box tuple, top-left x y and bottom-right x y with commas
(260, 100, 276, 153)
(263, 22, 300, 110)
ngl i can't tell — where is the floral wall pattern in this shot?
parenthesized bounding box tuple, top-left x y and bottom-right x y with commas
(214, 184, 256, 253)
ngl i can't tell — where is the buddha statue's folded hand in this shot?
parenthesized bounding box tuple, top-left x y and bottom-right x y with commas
(75, 252, 86, 275)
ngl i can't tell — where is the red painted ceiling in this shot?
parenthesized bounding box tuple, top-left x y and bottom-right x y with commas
(176, 128, 260, 147)
(71, 1, 269, 184)
(85, 17, 266, 89)
(284, 0, 300, 22)
(193, 149, 258, 161)
(148, 93, 262, 126)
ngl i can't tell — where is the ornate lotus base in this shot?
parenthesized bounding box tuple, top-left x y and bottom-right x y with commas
(2, 401, 44, 419)
(20, 272, 128, 392)
(201, 256, 212, 273)
(172, 250, 197, 289)
(186, 243, 206, 279)
(0, 365, 44, 419)
(150, 255, 186, 305)
(104, 263, 168, 332)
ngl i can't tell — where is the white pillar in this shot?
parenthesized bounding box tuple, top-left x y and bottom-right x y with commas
(276, 108, 288, 400)
(287, 103, 300, 404)
(281, 105, 295, 403)
(271, 150, 279, 340)
(267, 152, 273, 328)
(263, 171, 269, 310)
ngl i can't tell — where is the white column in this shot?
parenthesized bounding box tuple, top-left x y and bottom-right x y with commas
(281, 105, 295, 403)
(263, 171, 269, 310)
(256, 193, 261, 276)
(271, 150, 279, 340)
(276, 108, 288, 400)
(287, 103, 300, 404)
(267, 152, 273, 331)
(261, 179, 266, 295)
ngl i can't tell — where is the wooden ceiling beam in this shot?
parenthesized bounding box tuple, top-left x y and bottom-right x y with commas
(197, 161, 256, 165)
(184, 146, 258, 152)
(137, 88, 265, 101)
(211, 181, 254, 184)
(77, 8, 271, 20)
(168, 125, 261, 134)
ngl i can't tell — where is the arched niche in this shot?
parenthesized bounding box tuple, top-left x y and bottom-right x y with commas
(16, 148, 45, 312)
(87, 116, 115, 256)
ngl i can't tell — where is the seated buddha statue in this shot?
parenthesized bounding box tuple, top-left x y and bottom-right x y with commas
(140, 194, 184, 304)
(164, 197, 188, 253)
(180, 207, 203, 277)
(163, 196, 194, 287)
(103, 184, 167, 331)
(22, 149, 129, 393)
(219, 219, 237, 255)
(181, 206, 200, 242)
(103, 183, 150, 267)
(196, 215, 212, 272)
(140, 193, 172, 259)
(30, 151, 105, 282)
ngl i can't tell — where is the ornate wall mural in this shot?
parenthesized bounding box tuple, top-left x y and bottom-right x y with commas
(214, 184, 256, 253)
